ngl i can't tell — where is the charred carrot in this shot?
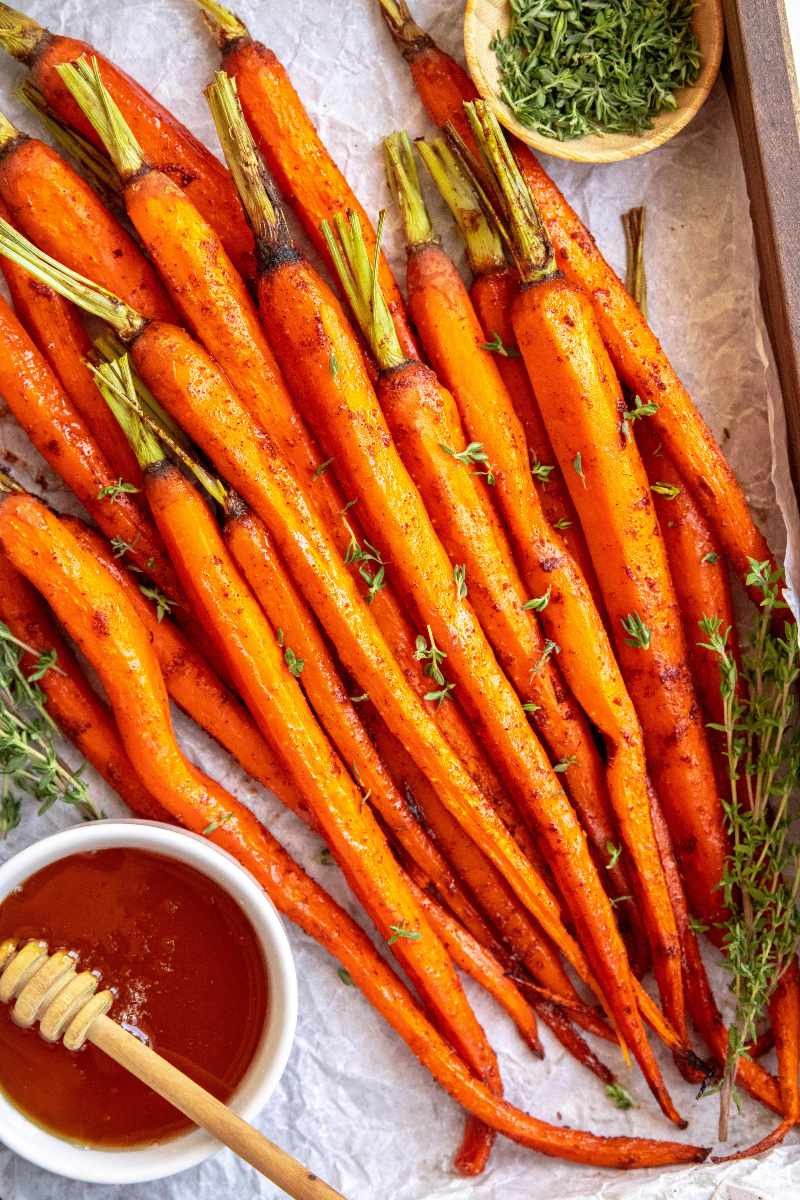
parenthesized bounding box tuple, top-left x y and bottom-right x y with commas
(0, 4, 254, 277)
(0, 493, 710, 1167)
(0, 110, 175, 322)
(193, 0, 417, 358)
(208, 80, 684, 1122)
(382, 134, 641, 937)
(0, 547, 166, 822)
(0, 292, 179, 605)
(61, 513, 313, 830)
(376, 0, 780, 607)
(468, 102, 729, 950)
(389, 131, 680, 1017)
(0, 209, 680, 1097)
(0, 201, 140, 486)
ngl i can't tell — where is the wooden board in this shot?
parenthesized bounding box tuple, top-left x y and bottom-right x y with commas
(721, 0, 800, 496)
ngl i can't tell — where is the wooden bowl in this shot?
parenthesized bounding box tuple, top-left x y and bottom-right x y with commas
(463, 0, 724, 163)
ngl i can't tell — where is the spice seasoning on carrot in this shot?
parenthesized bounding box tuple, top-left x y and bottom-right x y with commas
(0, 5, 254, 277)
(204, 77, 686, 1126)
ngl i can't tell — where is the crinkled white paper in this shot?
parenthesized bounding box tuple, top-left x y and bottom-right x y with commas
(0, 2, 799, 1198)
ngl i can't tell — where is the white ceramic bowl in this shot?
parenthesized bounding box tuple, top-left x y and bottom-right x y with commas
(0, 819, 297, 1185)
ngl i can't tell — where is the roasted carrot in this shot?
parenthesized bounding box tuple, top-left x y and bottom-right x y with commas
(467, 103, 728, 951)
(0, 292, 180, 605)
(193, 0, 417, 359)
(61, 513, 313, 830)
(0, 492, 709, 1168)
(375, 0, 780, 607)
(0, 200, 141, 486)
(0, 4, 254, 278)
(416, 137, 600, 604)
(0, 548, 167, 822)
(382, 134, 643, 947)
(0, 212, 682, 1096)
(0, 111, 175, 322)
(385, 132, 680, 1017)
(207, 81, 684, 1123)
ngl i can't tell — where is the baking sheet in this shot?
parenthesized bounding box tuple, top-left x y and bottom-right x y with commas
(0, 1, 799, 1197)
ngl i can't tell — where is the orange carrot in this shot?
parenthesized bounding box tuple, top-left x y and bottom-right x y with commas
(0, 112, 175, 322)
(0, 548, 167, 822)
(376, 0, 780, 607)
(194, 0, 418, 358)
(0, 201, 141, 486)
(0, 6, 254, 277)
(0, 492, 710, 1168)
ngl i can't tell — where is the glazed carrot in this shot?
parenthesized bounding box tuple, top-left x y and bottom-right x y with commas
(382, 134, 639, 929)
(376, 0, 779, 607)
(0, 549, 167, 822)
(0, 111, 175, 322)
(61, 514, 313, 831)
(387, 134, 679, 1016)
(0, 293, 180, 604)
(0, 4, 254, 278)
(54, 60, 519, 850)
(193, 0, 417, 359)
(208, 79, 683, 1123)
(0, 214, 679, 1096)
(0, 494, 710, 1168)
(0, 201, 141, 486)
(404, 869, 542, 1057)
(468, 103, 728, 946)
(416, 137, 600, 604)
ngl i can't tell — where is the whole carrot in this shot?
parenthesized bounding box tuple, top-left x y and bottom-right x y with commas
(193, 0, 418, 358)
(0, 201, 141, 486)
(468, 102, 729, 944)
(382, 133, 641, 940)
(0, 494, 708, 1168)
(0, 292, 180, 604)
(0, 211, 678, 1088)
(61, 513, 313, 831)
(208, 79, 683, 1123)
(376, 0, 780, 607)
(0, 547, 166, 822)
(56, 59, 514, 846)
(0, 3, 254, 277)
(416, 136, 600, 604)
(0, 110, 175, 322)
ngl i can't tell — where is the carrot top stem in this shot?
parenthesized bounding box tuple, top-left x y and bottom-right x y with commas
(93, 358, 165, 472)
(56, 56, 145, 181)
(0, 218, 146, 340)
(205, 70, 292, 260)
(622, 207, 648, 317)
(0, 468, 22, 494)
(0, 3, 46, 64)
(416, 137, 506, 277)
(92, 334, 193, 455)
(463, 101, 556, 285)
(17, 81, 123, 202)
(383, 130, 434, 250)
(376, 0, 432, 58)
(0, 108, 18, 150)
(321, 210, 405, 372)
(193, 0, 249, 50)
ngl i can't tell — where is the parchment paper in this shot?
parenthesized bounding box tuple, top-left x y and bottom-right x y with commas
(0, 2, 799, 1197)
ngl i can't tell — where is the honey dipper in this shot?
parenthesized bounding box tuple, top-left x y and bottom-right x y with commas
(0, 938, 345, 1199)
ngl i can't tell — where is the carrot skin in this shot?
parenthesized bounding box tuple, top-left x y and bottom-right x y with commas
(0, 551, 167, 821)
(26, 34, 255, 278)
(0, 491, 708, 1167)
(514, 275, 728, 944)
(219, 35, 418, 359)
(469, 266, 601, 601)
(0, 135, 175, 321)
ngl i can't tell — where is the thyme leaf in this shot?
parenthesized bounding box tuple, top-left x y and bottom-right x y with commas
(387, 923, 422, 945)
(97, 478, 139, 501)
(480, 330, 520, 358)
(440, 441, 496, 486)
(621, 612, 651, 650)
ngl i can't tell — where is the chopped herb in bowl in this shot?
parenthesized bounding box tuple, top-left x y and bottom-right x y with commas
(491, 0, 702, 141)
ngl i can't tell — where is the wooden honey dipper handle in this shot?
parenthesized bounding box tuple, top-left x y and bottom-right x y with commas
(0, 940, 345, 1200)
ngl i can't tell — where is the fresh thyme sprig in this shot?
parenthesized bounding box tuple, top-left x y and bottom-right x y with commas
(440, 441, 496, 486)
(415, 626, 456, 708)
(344, 528, 386, 604)
(699, 560, 800, 1141)
(621, 612, 651, 650)
(97, 478, 139, 502)
(0, 624, 100, 834)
